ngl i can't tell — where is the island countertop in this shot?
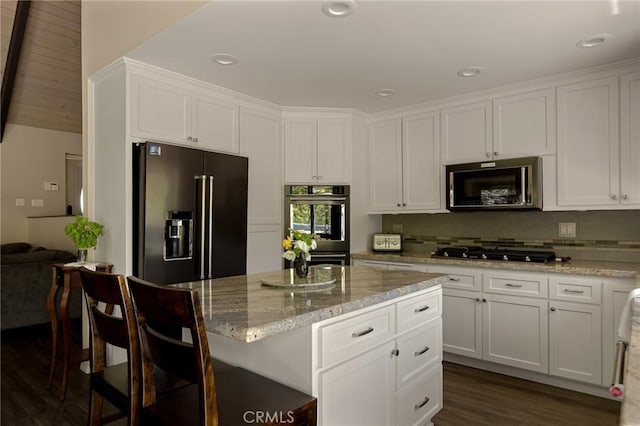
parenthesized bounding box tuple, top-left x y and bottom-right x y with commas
(171, 265, 445, 343)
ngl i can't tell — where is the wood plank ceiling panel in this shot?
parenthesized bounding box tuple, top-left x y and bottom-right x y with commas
(1, 0, 81, 134)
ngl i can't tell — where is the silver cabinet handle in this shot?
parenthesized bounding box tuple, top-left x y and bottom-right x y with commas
(505, 283, 523, 288)
(352, 327, 374, 338)
(414, 305, 430, 313)
(187, 136, 193, 142)
(448, 277, 461, 282)
(415, 396, 430, 410)
(486, 152, 491, 158)
(402, 203, 407, 206)
(482, 298, 487, 303)
(193, 137, 199, 143)
(550, 307, 556, 311)
(475, 297, 481, 302)
(494, 151, 499, 156)
(622, 194, 629, 200)
(564, 289, 585, 294)
(611, 194, 618, 200)
(415, 346, 430, 357)
(397, 203, 401, 207)
(317, 176, 323, 180)
(391, 348, 400, 357)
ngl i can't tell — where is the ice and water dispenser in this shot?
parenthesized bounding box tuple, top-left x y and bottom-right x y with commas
(164, 211, 193, 261)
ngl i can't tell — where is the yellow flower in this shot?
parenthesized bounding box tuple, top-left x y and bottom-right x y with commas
(282, 237, 293, 250)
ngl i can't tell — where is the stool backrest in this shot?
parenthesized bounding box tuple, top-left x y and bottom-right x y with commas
(79, 268, 141, 423)
(127, 276, 217, 426)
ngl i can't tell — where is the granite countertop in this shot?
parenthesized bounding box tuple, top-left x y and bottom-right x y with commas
(352, 251, 640, 279)
(171, 265, 445, 343)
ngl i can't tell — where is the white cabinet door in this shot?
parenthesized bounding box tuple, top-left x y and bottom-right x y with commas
(239, 107, 282, 225)
(369, 118, 403, 212)
(620, 71, 640, 206)
(246, 224, 282, 274)
(493, 89, 555, 158)
(284, 118, 316, 183)
(318, 341, 395, 426)
(402, 111, 441, 211)
(130, 75, 190, 144)
(557, 76, 619, 206)
(441, 101, 492, 164)
(602, 280, 636, 386)
(191, 92, 239, 153)
(549, 300, 602, 384)
(317, 118, 350, 183)
(482, 293, 548, 373)
(442, 289, 483, 359)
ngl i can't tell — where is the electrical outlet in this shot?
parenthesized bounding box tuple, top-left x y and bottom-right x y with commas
(31, 199, 44, 207)
(15, 198, 25, 207)
(558, 222, 576, 238)
(392, 224, 403, 233)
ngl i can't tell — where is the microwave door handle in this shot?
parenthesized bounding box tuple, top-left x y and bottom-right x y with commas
(521, 167, 527, 205)
(208, 176, 214, 279)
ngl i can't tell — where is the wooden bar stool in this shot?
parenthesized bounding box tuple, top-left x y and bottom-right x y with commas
(127, 276, 317, 426)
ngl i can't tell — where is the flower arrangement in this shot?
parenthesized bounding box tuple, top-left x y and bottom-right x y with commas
(282, 229, 318, 262)
(64, 215, 104, 250)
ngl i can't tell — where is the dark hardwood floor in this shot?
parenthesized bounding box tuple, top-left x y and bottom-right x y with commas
(1, 322, 621, 425)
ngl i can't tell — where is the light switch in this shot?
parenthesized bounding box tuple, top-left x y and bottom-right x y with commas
(15, 198, 25, 207)
(31, 199, 44, 207)
(44, 181, 59, 191)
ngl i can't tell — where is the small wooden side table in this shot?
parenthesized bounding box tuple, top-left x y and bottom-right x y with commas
(47, 262, 112, 400)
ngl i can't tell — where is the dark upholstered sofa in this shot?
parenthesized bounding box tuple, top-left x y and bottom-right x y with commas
(1, 243, 78, 330)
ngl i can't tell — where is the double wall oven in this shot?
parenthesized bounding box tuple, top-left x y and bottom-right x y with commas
(284, 185, 350, 266)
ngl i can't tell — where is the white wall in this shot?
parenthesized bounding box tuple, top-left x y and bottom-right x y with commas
(0, 124, 81, 244)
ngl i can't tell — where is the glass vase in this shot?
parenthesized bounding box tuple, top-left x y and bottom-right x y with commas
(77, 249, 88, 263)
(293, 254, 309, 279)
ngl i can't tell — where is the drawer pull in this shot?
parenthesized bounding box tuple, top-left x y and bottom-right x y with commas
(352, 327, 374, 338)
(391, 349, 400, 357)
(448, 277, 461, 282)
(415, 346, 430, 356)
(415, 396, 430, 410)
(414, 305, 430, 313)
(505, 283, 523, 288)
(564, 289, 585, 294)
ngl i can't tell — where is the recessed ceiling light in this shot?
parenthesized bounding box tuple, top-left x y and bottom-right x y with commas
(457, 66, 484, 77)
(321, 0, 357, 18)
(212, 53, 238, 65)
(376, 89, 396, 97)
(576, 34, 612, 48)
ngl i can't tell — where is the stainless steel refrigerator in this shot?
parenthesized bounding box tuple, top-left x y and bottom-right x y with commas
(132, 142, 248, 284)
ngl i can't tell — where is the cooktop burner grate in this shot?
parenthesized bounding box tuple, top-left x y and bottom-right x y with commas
(432, 246, 559, 263)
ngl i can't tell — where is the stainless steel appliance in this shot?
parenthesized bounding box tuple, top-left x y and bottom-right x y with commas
(432, 246, 568, 264)
(446, 156, 542, 211)
(284, 185, 350, 265)
(372, 233, 402, 252)
(133, 142, 248, 284)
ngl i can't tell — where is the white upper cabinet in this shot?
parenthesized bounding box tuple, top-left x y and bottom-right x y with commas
(283, 115, 351, 184)
(493, 89, 555, 158)
(441, 101, 492, 164)
(556, 76, 619, 207)
(369, 112, 441, 213)
(239, 106, 282, 225)
(130, 73, 239, 154)
(441, 89, 555, 165)
(620, 71, 640, 206)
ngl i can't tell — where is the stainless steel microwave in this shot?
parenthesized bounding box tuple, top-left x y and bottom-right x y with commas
(446, 157, 542, 211)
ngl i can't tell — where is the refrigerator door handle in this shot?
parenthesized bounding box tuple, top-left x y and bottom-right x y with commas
(195, 175, 207, 280)
(208, 176, 214, 279)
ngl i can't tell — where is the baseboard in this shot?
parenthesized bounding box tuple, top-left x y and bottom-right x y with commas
(444, 353, 615, 400)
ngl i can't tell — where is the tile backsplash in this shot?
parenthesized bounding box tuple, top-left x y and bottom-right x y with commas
(381, 210, 640, 262)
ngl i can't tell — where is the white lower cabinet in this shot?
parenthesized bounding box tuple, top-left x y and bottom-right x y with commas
(314, 288, 443, 426)
(442, 288, 483, 359)
(318, 341, 395, 426)
(549, 300, 602, 384)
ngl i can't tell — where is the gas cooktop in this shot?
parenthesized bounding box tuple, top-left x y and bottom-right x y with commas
(432, 246, 566, 264)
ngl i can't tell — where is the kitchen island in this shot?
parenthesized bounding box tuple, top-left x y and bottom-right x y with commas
(173, 265, 446, 426)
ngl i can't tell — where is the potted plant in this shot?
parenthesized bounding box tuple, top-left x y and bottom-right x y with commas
(64, 215, 104, 262)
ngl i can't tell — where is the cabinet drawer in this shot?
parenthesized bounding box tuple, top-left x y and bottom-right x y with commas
(352, 259, 388, 270)
(395, 365, 442, 426)
(397, 290, 441, 333)
(484, 272, 548, 298)
(428, 266, 482, 292)
(550, 277, 602, 304)
(396, 319, 442, 391)
(387, 262, 428, 272)
(319, 305, 395, 367)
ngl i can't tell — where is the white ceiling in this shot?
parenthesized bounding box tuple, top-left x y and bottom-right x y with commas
(127, 0, 640, 113)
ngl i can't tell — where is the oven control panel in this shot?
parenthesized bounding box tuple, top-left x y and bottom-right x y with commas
(372, 234, 402, 252)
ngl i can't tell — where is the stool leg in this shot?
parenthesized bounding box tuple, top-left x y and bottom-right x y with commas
(60, 281, 72, 400)
(47, 272, 61, 387)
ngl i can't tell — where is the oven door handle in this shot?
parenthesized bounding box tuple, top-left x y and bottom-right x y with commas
(311, 253, 347, 258)
(287, 196, 347, 202)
